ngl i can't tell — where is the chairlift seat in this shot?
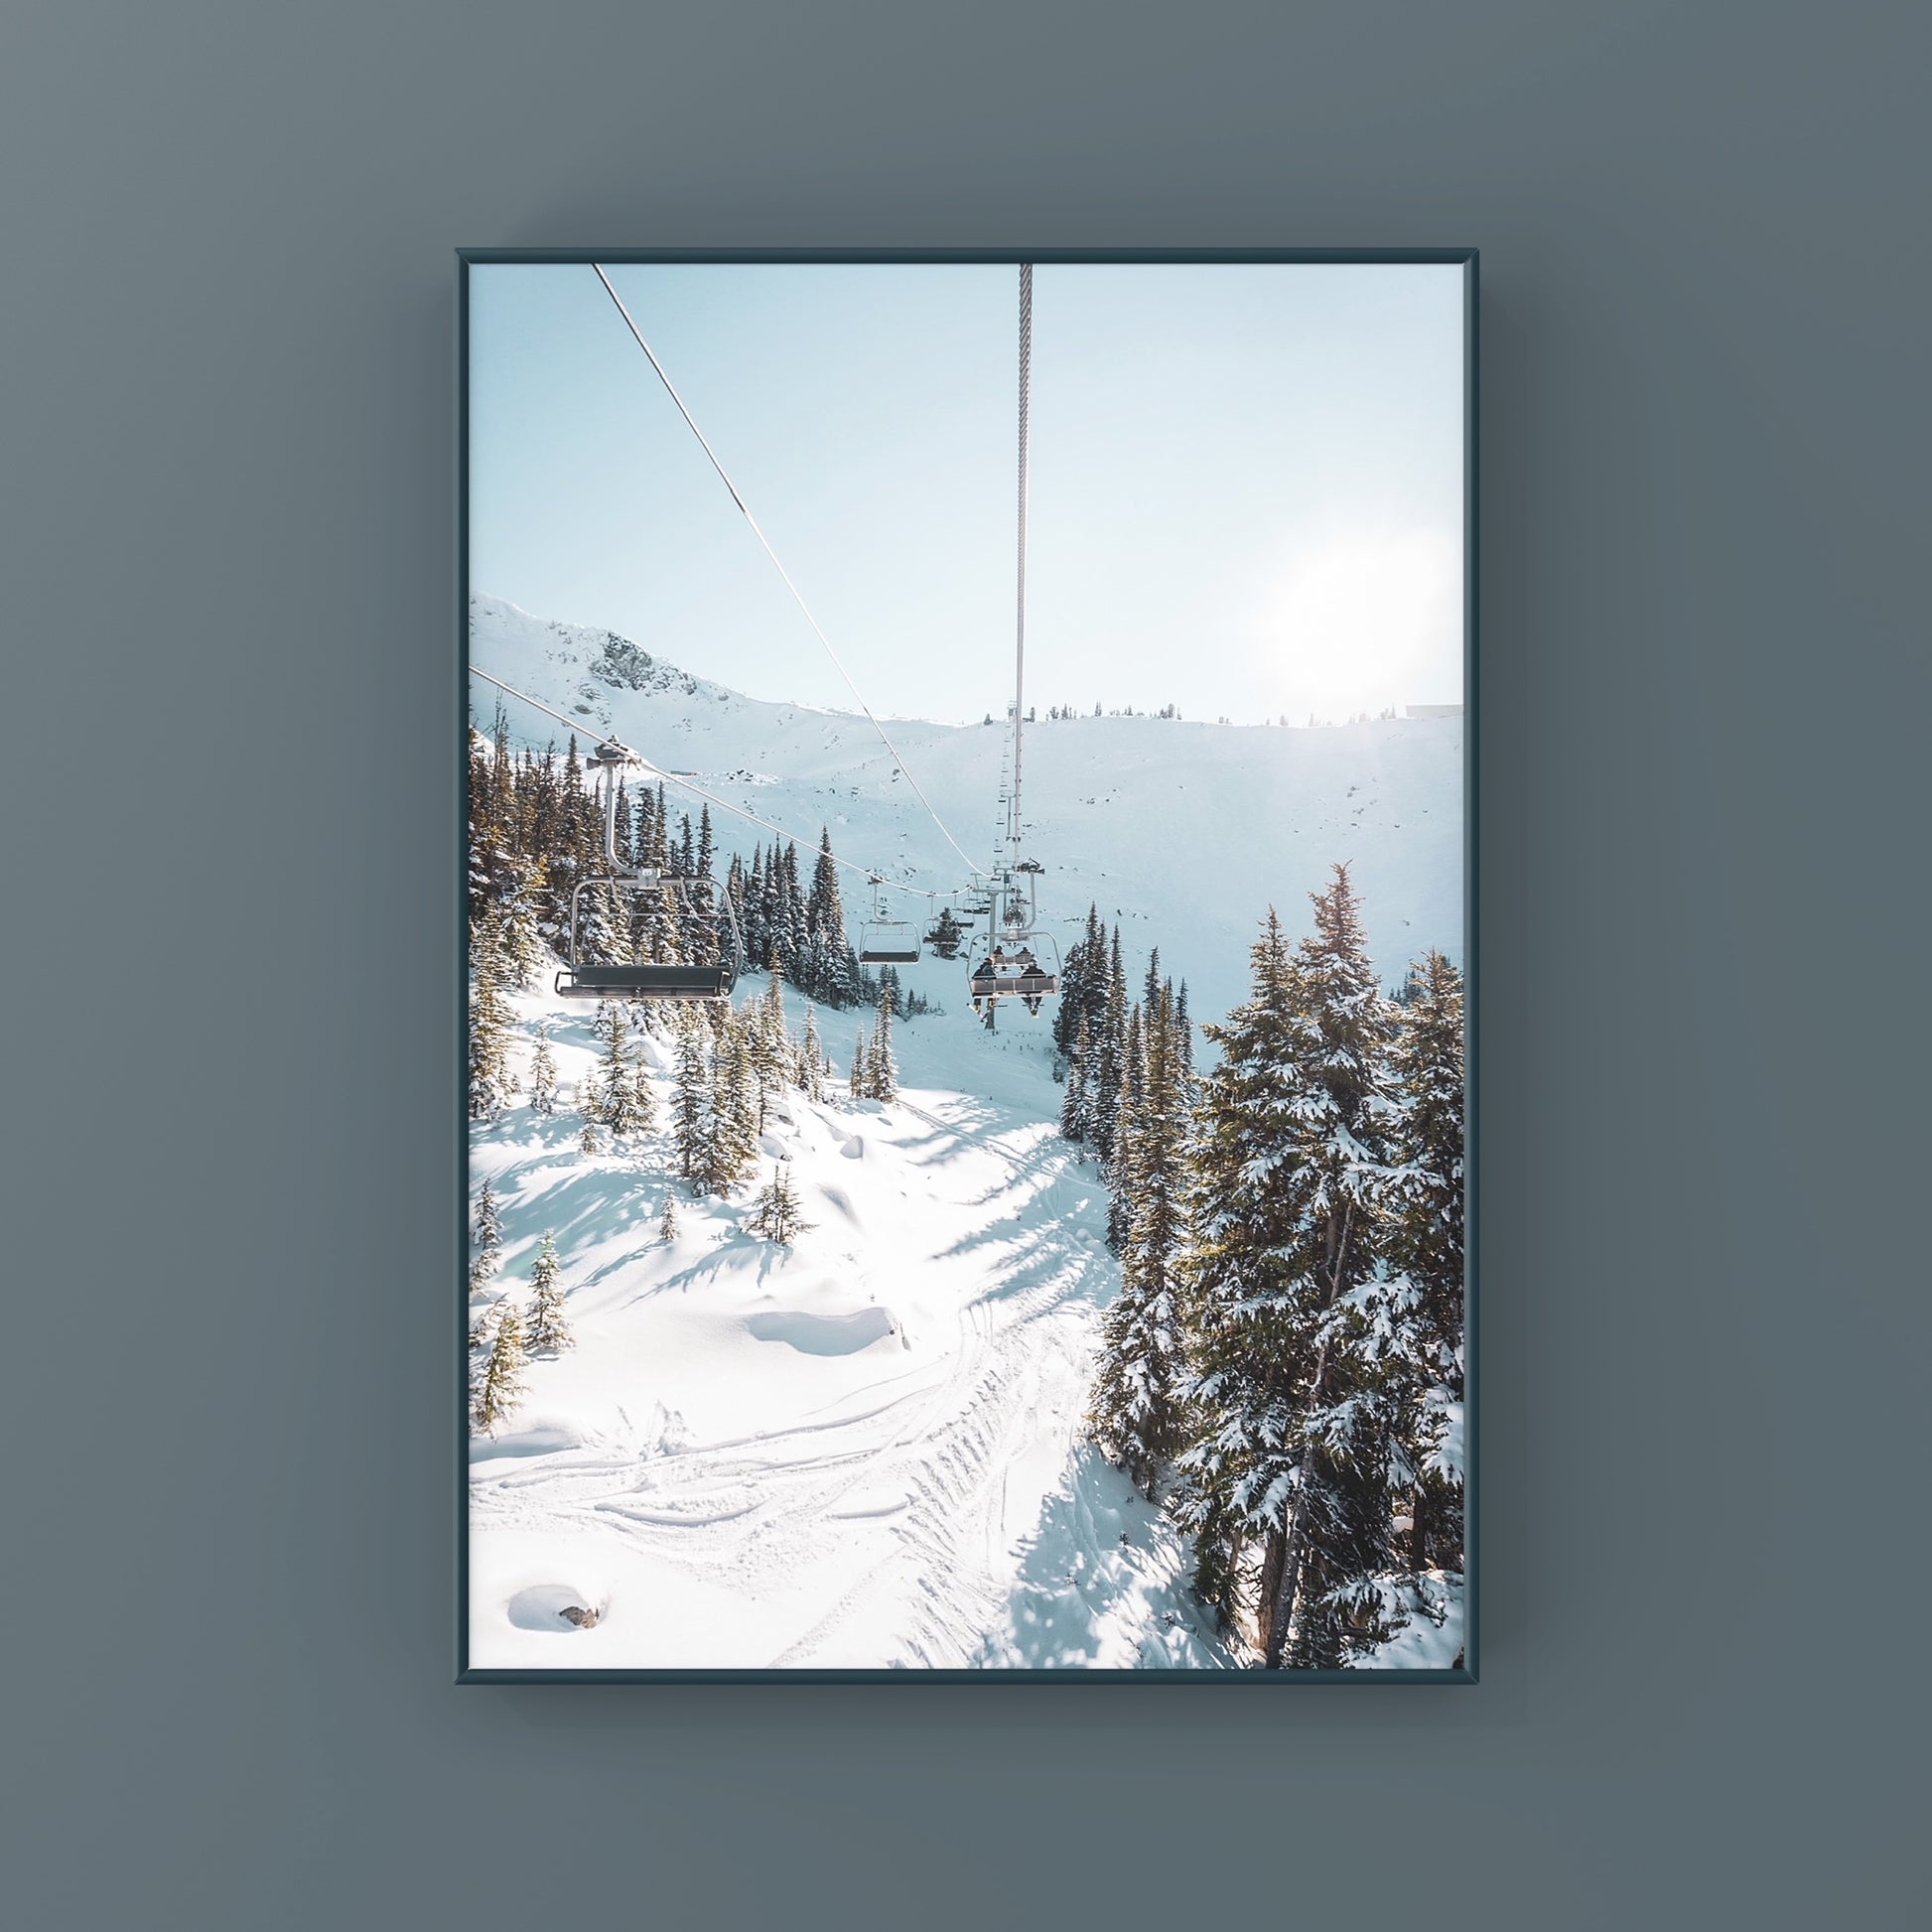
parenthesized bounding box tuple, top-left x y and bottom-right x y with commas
(555, 962, 735, 1002)
(860, 945, 922, 965)
(554, 760, 746, 1004)
(968, 954, 1060, 1004)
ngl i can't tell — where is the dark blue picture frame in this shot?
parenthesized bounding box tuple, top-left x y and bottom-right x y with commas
(455, 246, 1478, 1685)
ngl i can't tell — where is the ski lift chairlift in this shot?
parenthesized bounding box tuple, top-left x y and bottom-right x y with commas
(551, 744, 744, 1003)
(967, 867, 1061, 1017)
(858, 876, 921, 965)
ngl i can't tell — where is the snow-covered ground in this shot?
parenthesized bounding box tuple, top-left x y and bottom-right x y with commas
(467, 594, 1463, 1670)
(470, 981, 1233, 1670)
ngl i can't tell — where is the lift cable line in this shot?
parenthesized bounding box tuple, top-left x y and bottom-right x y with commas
(969, 263, 1061, 1022)
(470, 664, 958, 905)
(1009, 259, 1032, 860)
(589, 262, 987, 883)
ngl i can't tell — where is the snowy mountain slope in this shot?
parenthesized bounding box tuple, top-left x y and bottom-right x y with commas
(471, 593, 1462, 1028)
(466, 592, 1464, 1670)
(469, 975, 1232, 1671)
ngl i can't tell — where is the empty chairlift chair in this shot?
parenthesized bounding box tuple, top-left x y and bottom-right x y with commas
(858, 877, 921, 965)
(552, 743, 744, 1003)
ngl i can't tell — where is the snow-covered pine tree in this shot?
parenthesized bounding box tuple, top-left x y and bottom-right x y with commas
(742, 846, 769, 964)
(641, 780, 664, 881)
(1091, 979, 1192, 1497)
(527, 1022, 559, 1116)
(869, 982, 898, 1101)
(467, 717, 507, 928)
(471, 1300, 528, 1436)
(525, 1230, 573, 1354)
(849, 1032, 869, 1099)
(629, 1043, 658, 1134)
(1087, 927, 1129, 1167)
(495, 850, 547, 991)
(703, 1012, 759, 1195)
(1093, 916, 1120, 1046)
(1376, 949, 1465, 1577)
(576, 869, 631, 977)
(1174, 868, 1394, 1667)
(776, 842, 807, 982)
(794, 930, 821, 1006)
(724, 852, 749, 966)
(595, 1001, 652, 1140)
(635, 874, 684, 985)
(807, 828, 844, 948)
(1172, 908, 1305, 1634)
(1260, 867, 1402, 1667)
(754, 970, 790, 1128)
(1051, 904, 1105, 1058)
(747, 1159, 813, 1244)
(657, 1191, 681, 1244)
(924, 905, 966, 959)
(470, 1177, 502, 1291)
(1060, 1013, 1092, 1144)
(1107, 1003, 1145, 1252)
(727, 1014, 761, 1185)
(799, 1007, 825, 1101)
(671, 1009, 709, 1182)
(469, 912, 517, 1121)
(613, 777, 633, 867)
(649, 781, 670, 868)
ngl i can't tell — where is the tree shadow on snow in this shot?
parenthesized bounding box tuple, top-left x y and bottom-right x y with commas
(975, 1443, 1234, 1672)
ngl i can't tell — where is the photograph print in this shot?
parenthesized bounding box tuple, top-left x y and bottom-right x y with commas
(461, 252, 1472, 1677)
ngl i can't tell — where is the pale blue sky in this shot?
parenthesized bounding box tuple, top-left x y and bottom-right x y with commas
(469, 261, 1465, 726)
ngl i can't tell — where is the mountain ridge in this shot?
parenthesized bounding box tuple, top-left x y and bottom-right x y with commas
(470, 592, 1463, 1027)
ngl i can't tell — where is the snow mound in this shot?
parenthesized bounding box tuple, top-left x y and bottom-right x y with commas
(840, 1134, 865, 1160)
(506, 1583, 604, 1631)
(470, 1421, 585, 1461)
(747, 1306, 898, 1355)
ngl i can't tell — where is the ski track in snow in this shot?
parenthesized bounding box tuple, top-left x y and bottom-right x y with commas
(469, 980, 1232, 1671)
(466, 594, 1459, 1672)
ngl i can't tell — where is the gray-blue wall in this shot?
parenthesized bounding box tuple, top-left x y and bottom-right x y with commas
(2, 5, 1921, 1926)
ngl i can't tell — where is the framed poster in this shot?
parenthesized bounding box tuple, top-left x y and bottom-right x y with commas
(458, 249, 1475, 1681)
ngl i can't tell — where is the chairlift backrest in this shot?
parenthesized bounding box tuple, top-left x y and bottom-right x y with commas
(554, 748, 745, 1002)
(858, 875, 922, 965)
(555, 871, 744, 1003)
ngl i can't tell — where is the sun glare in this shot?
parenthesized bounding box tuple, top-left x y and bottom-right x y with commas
(1252, 526, 1460, 722)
